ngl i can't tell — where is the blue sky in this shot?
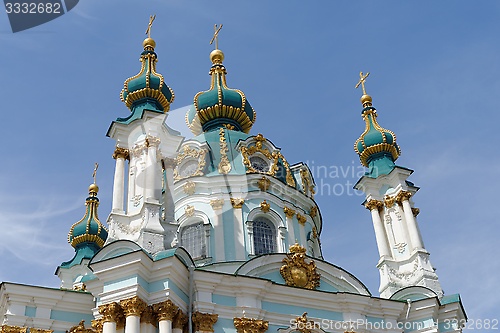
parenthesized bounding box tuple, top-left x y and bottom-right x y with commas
(1, 0, 499, 325)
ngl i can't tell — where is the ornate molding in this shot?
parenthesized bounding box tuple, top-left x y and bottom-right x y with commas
(210, 198, 225, 210)
(185, 205, 195, 217)
(172, 310, 188, 330)
(257, 176, 271, 191)
(365, 199, 384, 211)
(98, 302, 123, 323)
(260, 200, 270, 213)
(296, 213, 307, 225)
(141, 306, 157, 326)
(233, 317, 269, 333)
(183, 181, 196, 195)
(112, 147, 129, 160)
(0, 326, 27, 333)
(91, 319, 103, 333)
(218, 127, 232, 174)
(192, 312, 218, 332)
(120, 296, 147, 317)
(67, 321, 95, 333)
(280, 243, 320, 290)
(293, 313, 315, 333)
(152, 300, 179, 322)
(174, 145, 207, 181)
(241, 134, 295, 187)
(231, 198, 245, 209)
(396, 190, 412, 204)
(283, 207, 295, 218)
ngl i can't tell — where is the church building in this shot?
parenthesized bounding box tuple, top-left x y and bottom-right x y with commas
(0, 22, 466, 333)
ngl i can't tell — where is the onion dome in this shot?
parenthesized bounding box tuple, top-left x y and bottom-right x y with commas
(120, 37, 175, 112)
(187, 49, 256, 135)
(68, 183, 108, 251)
(354, 93, 401, 170)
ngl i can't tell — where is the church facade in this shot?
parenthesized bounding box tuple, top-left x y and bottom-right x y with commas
(0, 27, 466, 333)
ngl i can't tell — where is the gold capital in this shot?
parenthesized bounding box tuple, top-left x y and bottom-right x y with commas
(365, 199, 384, 211)
(152, 300, 179, 321)
(192, 312, 218, 332)
(173, 310, 188, 330)
(98, 302, 123, 323)
(210, 198, 225, 210)
(297, 213, 307, 225)
(233, 317, 269, 333)
(91, 319, 104, 333)
(30, 329, 53, 333)
(141, 306, 157, 326)
(1, 326, 28, 333)
(112, 147, 129, 160)
(120, 296, 147, 317)
(283, 207, 295, 218)
(395, 190, 412, 204)
(231, 198, 245, 209)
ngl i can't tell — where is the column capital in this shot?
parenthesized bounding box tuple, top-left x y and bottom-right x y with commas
(172, 310, 188, 330)
(30, 329, 54, 333)
(210, 198, 225, 210)
(0, 326, 27, 333)
(145, 135, 161, 148)
(91, 319, 104, 333)
(141, 305, 157, 326)
(283, 206, 295, 218)
(192, 312, 218, 332)
(365, 199, 384, 211)
(296, 213, 307, 225)
(120, 296, 147, 317)
(233, 318, 269, 333)
(112, 147, 129, 160)
(230, 198, 245, 209)
(152, 300, 179, 321)
(98, 302, 123, 323)
(163, 157, 176, 169)
(396, 190, 412, 204)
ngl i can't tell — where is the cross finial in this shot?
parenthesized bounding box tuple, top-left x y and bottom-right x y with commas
(92, 163, 99, 184)
(146, 15, 156, 38)
(355, 71, 370, 95)
(210, 24, 223, 50)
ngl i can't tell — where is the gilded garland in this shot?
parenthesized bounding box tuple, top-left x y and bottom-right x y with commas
(280, 243, 320, 290)
(173, 145, 207, 181)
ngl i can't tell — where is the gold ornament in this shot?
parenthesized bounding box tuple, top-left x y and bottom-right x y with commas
(309, 206, 317, 218)
(257, 176, 271, 191)
(1, 326, 27, 333)
(183, 181, 196, 195)
(140, 306, 157, 326)
(293, 313, 316, 333)
(98, 302, 123, 323)
(231, 198, 245, 209)
(66, 321, 95, 333)
(173, 310, 188, 330)
(297, 214, 307, 226)
(395, 190, 412, 204)
(365, 199, 384, 211)
(91, 319, 104, 333)
(412, 207, 420, 216)
(283, 207, 295, 218)
(120, 296, 147, 317)
(30, 329, 53, 333)
(384, 195, 395, 208)
(233, 317, 269, 333)
(152, 300, 179, 321)
(210, 198, 225, 210)
(312, 226, 318, 239)
(280, 243, 320, 289)
(260, 200, 270, 213)
(218, 127, 232, 174)
(174, 146, 207, 181)
(192, 312, 218, 332)
(185, 205, 195, 217)
(112, 147, 129, 160)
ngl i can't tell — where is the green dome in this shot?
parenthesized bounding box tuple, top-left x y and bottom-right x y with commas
(354, 100, 400, 167)
(187, 49, 256, 135)
(120, 38, 174, 112)
(68, 184, 108, 249)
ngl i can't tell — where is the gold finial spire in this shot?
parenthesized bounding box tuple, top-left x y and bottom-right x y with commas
(146, 14, 156, 38)
(355, 71, 370, 95)
(210, 24, 223, 50)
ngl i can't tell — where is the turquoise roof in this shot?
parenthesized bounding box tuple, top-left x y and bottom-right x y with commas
(120, 38, 174, 113)
(68, 185, 108, 252)
(188, 49, 256, 135)
(354, 97, 401, 177)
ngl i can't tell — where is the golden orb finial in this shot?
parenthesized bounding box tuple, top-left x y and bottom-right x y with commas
(210, 49, 224, 64)
(89, 183, 99, 194)
(143, 37, 156, 50)
(360, 94, 373, 107)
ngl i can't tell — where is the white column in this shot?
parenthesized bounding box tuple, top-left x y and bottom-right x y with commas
(284, 207, 296, 246)
(125, 315, 141, 333)
(246, 221, 254, 255)
(367, 200, 391, 258)
(158, 319, 172, 333)
(232, 199, 246, 260)
(210, 200, 225, 261)
(163, 158, 176, 222)
(103, 322, 117, 333)
(112, 148, 128, 213)
(401, 199, 424, 250)
(145, 137, 160, 202)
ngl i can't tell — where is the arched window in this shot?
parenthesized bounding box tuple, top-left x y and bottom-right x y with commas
(180, 222, 206, 259)
(253, 218, 276, 255)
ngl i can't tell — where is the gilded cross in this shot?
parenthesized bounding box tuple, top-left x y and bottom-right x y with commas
(92, 163, 99, 184)
(146, 15, 156, 38)
(210, 24, 223, 49)
(355, 71, 370, 95)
